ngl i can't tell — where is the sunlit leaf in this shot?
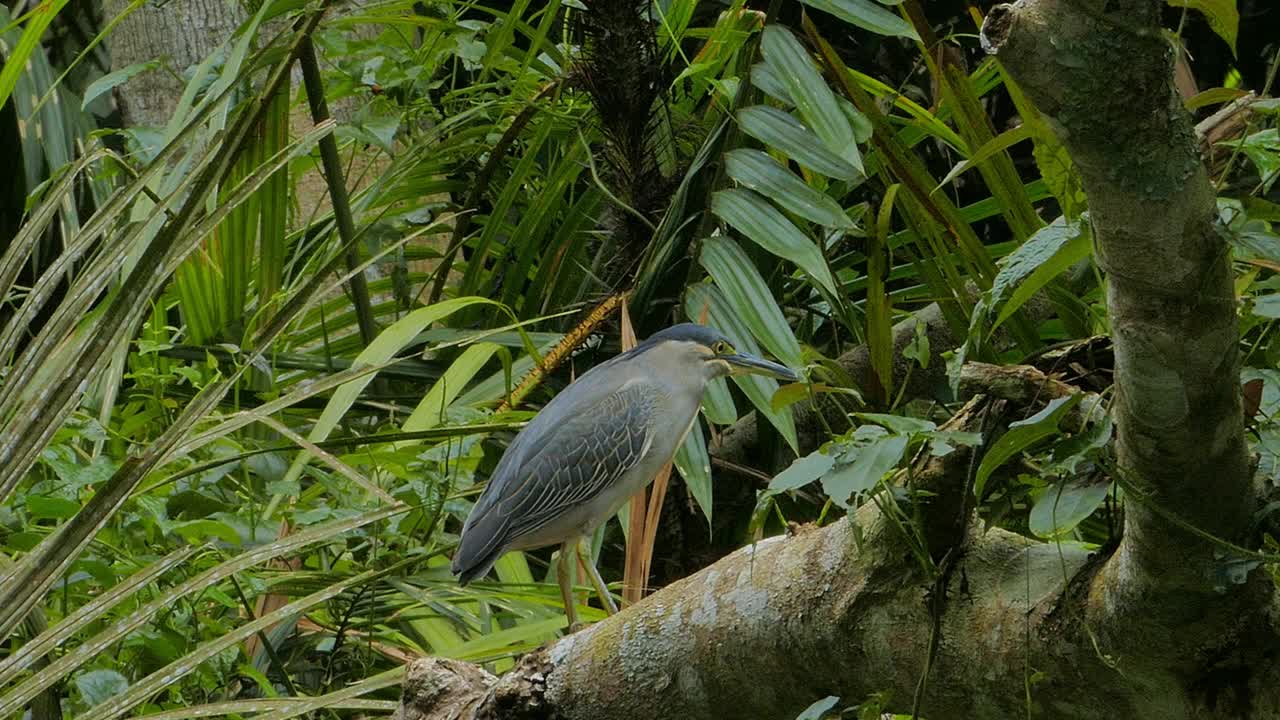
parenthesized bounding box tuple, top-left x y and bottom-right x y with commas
(799, 0, 919, 40)
(1167, 0, 1238, 53)
(750, 62, 792, 105)
(81, 61, 161, 111)
(74, 669, 128, 707)
(795, 694, 842, 720)
(769, 449, 835, 492)
(712, 188, 840, 296)
(855, 413, 935, 434)
(283, 297, 505, 484)
(935, 124, 1033, 191)
(823, 434, 908, 507)
(989, 215, 1092, 331)
(760, 26, 858, 167)
(736, 105, 862, 180)
(723, 150, 854, 229)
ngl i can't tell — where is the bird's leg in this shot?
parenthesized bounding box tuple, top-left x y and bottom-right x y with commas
(577, 538, 618, 615)
(557, 541, 581, 633)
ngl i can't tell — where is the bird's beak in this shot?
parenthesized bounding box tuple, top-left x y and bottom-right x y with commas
(720, 353, 800, 382)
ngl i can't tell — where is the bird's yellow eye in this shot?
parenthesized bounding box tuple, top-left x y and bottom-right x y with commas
(713, 340, 734, 355)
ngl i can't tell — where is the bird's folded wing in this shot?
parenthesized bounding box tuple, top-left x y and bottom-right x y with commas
(493, 379, 657, 543)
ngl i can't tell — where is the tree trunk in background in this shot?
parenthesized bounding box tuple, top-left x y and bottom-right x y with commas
(395, 2, 1280, 717)
(104, 0, 246, 128)
(101, 1, 418, 313)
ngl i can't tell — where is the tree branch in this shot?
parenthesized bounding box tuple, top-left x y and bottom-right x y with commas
(981, 0, 1261, 666)
(399, 507, 1144, 720)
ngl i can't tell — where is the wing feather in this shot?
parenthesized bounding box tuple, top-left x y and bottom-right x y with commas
(452, 375, 657, 580)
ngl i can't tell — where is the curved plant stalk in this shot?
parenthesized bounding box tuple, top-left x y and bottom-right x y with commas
(493, 291, 626, 414)
(298, 34, 377, 346)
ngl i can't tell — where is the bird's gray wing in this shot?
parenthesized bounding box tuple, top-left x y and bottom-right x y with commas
(454, 377, 657, 575)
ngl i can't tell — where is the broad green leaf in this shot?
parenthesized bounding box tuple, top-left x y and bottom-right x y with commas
(404, 342, 502, 432)
(74, 669, 128, 707)
(283, 297, 504, 484)
(698, 237, 805, 371)
(795, 695, 842, 720)
(685, 283, 799, 450)
(761, 26, 858, 166)
(927, 430, 984, 457)
(25, 496, 79, 520)
(737, 105, 862, 180)
(1167, 0, 1238, 53)
(1230, 223, 1280, 265)
(723, 151, 854, 229)
(1251, 295, 1280, 319)
(975, 395, 1081, 499)
(81, 61, 160, 111)
(1029, 479, 1111, 539)
(702, 377, 738, 425)
(712, 188, 839, 296)
(799, 0, 919, 39)
(990, 215, 1092, 331)
(673, 419, 714, 524)
(1221, 129, 1280, 193)
(1186, 86, 1249, 111)
(823, 434, 908, 507)
(769, 448, 835, 492)
(170, 519, 241, 546)
(750, 62, 792, 105)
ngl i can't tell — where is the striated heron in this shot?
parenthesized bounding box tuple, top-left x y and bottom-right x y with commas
(451, 323, 798, 627)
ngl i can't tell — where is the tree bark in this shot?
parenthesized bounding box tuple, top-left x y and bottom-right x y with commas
(105, 0, 247, 128)
(400, 2, 1280, 717)
(982, 0, 1262, 666)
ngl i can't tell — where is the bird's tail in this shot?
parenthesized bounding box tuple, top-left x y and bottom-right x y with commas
(452, 544, 503, 586)
(451, 512, 508, 586)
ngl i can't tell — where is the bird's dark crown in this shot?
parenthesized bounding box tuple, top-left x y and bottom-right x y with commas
(637, 323, 729, 349)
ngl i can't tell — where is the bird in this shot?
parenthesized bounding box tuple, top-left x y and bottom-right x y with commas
(451, 322, 799, 628)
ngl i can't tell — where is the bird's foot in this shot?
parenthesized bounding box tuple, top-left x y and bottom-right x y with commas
(564, 621, 586, 635)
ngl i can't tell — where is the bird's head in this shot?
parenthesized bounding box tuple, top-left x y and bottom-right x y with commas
(635, 323, 800, 383)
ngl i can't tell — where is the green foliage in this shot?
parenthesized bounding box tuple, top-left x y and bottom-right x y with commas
(0, 0, 1275, 713)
